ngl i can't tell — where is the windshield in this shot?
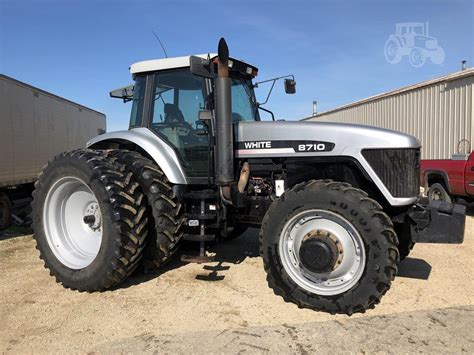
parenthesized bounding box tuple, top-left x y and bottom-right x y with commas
(231, 78, 260, 122)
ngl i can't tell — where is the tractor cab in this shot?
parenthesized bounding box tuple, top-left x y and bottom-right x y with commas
(110, 53, 294, 182)
(110, 55, 261, 181)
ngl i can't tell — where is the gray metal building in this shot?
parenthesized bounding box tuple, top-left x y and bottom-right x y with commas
(306, 68, 474, 159)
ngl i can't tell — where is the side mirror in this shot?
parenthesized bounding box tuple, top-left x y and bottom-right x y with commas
(110, 84, 134, 102)
(284, 79, 296, 94)
(190, 56, 216, 79)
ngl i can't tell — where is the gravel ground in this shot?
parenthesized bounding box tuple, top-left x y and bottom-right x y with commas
(1, 212, 473, 353)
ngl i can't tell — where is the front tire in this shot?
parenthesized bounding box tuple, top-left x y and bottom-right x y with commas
(260, 180, 399, 315)
(32, 149, 148, 291)
(394, 223, 415, 260)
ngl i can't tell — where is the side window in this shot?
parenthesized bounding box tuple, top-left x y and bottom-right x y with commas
(129, 75, 146, 127)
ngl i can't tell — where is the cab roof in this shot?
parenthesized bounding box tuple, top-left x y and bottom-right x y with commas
(130, 54, 217, 75)
(129, 53, 257, 77)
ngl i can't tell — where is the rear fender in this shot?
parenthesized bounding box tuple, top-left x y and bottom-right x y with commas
(87, 128, 187, 184)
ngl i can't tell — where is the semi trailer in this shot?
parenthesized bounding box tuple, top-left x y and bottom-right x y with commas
(32, 39, 465, 314)
(0, 74, 106, 230)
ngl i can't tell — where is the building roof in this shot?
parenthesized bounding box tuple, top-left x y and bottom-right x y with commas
(130, 53, 217, 75)
(304, 67, 474, 120)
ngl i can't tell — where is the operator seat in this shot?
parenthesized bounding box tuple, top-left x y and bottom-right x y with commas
(164, 103, 185, 124)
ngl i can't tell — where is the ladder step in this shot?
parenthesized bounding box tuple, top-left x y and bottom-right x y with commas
(182, 233, 215, 242)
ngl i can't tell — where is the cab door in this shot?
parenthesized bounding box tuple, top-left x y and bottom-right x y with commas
(465, 151, 474, 195)
(148, 69, 210, 180)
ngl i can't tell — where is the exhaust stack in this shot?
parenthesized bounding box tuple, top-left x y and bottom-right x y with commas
(215, 38, 234, 186)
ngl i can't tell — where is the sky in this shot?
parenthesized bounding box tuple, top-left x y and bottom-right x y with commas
(1, 0, 473, 132)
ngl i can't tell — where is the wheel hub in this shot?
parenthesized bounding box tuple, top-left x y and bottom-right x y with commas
(84, 202, 101, 231)
(299, 231, 341, 273)
(279, 210, 365, 296)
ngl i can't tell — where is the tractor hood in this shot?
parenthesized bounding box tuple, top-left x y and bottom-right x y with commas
(234, 120, 420, 158)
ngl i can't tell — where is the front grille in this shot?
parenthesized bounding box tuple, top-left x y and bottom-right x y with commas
(362, 148, 420, 198)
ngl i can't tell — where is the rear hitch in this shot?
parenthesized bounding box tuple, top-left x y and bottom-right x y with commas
(407, 200, 466, 244)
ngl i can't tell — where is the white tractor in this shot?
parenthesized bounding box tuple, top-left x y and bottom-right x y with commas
(32, 38, 464, 314)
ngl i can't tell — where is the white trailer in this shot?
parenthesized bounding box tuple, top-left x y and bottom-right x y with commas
(0, 74, 106, 229)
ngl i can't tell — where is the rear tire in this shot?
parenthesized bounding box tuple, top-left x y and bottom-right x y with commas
(106, 150, 184, 272)
(32, 149, 148, 291)
(260, 180, 399, 315)
(428, 183, 452, 203)
(0, 192, 12, 231)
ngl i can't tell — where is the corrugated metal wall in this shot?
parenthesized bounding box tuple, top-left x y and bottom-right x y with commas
(308, 71, 474, 160)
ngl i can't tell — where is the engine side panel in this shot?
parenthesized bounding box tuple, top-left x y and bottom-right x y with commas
(235, 121, 420, 206)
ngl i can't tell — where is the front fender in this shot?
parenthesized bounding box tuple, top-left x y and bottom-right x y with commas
(87, 127, 187, 184)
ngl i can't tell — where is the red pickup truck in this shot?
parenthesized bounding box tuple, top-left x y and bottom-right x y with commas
(420, 151, 474, 203)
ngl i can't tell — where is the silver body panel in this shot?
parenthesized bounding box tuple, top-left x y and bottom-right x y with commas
(88, 121, 420, 207)
(235, 121, 420, 206)
(87, 127, 188, 184)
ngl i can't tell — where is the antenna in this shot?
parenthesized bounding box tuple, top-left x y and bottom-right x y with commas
(152, 30, 168, 58)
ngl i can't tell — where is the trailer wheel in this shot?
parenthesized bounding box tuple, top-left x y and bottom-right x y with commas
(0, 192, 12, 231)
(260, 180, 399, 315)
(106, 150, 184, 272)
(32, 149, 148, 291)
(428, 183, 452, 203)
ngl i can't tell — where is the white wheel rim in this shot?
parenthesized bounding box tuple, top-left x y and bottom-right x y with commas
(279, 209, 366, 296)
(43, 176, 103, 269)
